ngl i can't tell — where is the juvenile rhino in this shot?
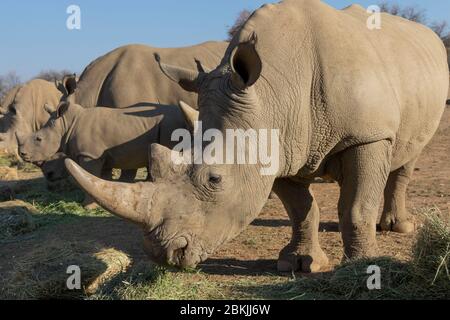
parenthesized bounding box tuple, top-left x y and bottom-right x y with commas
(66, 0, 448, 272)
(18, 101, 187, 208)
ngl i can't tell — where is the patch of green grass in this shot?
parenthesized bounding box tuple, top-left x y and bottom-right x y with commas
(91, 263, 222, 300)
(0, 154, 17, 167)
(0, 154, 39, 172)
(11, 179, 110, 228)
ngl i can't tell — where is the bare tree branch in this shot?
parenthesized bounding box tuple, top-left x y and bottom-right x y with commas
(0, 71, 21, 101)
(34, 69, 73, 82)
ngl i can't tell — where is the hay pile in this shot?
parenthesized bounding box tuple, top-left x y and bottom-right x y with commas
(0, 200, 38, 241)
(0, 166, 18, 181)
(1, 241, 131, 300)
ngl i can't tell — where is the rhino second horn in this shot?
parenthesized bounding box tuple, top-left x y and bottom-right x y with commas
(179, 101, 199, 130)
(65, 159, 155, 225)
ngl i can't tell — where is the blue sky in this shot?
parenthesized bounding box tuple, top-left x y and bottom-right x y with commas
(1, 0, 449, 80)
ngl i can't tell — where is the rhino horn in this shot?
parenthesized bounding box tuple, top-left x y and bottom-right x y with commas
(15, 132, 25, 146)
(195, 59, 210, 73)
(179, 101, 199, 130)
(154, 53, 201, 93)
(65, 159, 155, 225)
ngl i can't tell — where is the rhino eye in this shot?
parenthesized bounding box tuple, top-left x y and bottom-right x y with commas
(36, 136, 42, 142)
(209, 174, 222, 184)
(9, 105, 17, 114)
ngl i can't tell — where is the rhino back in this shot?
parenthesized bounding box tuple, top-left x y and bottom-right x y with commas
(232, 0, 448, 172)
(75, 42, 227, 109)
(68, 105, 185, 169)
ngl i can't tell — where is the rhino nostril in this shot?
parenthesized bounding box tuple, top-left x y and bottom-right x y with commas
(168, 237, 189, 265)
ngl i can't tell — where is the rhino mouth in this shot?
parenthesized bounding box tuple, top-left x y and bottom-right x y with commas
(143, 229, 208, 269)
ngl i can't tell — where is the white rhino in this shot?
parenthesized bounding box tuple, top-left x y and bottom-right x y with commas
(0, 80, 62, 157)
(66, 0, 448, 272)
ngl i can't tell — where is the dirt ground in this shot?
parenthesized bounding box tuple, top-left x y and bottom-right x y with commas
(0, 108, 449, 299)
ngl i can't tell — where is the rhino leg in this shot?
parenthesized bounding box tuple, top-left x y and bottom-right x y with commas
(380, 158, 417, 234)
(119, 169, 137, 183)
(77, 156, 103, 210)
(338, 140, 392, 259)
(101, 168, 113, 181)
(274, 178, 329, 273)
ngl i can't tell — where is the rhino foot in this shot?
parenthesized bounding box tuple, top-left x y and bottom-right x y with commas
(380, 214, 415, 234)
(277, 247, 329, 273)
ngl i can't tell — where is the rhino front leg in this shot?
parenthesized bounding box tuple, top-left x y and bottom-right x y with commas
(101, 168, 113, 181)
(338, 140, 392, 259)
(274, 178, 329, 273)
(77, 156, 104, 210)
(119, 169, 138, 183)
(380, 158, 417, 233)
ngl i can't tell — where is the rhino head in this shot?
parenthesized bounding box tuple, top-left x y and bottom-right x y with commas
(0, 77, 75, 155)
(16, 101, 81, 164)
(41, 152, 69, 182)
(65, 35, 284, 269)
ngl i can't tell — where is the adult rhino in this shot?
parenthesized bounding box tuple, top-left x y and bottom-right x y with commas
(65, 0, 449, 272)
(1, 42, 227, 180)
(67, 42, 227, 109)
(0, 80, 63, 157)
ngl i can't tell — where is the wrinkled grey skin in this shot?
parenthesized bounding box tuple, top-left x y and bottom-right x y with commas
(66, 0, 449, 271)
(18, 102, 188, 207)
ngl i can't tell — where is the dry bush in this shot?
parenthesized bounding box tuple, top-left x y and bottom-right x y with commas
(227, 10, 252, 41)
(379, 2, 449, 41)
(0, 72, 21, 101)
(34, 70, 73, 82)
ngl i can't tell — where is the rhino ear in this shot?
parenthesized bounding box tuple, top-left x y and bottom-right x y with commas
(154, 53, 201, 93)
(63, 74, 77, 95)
(230, 32, 262, 89)
(56, 74, 77, 96)
(44, 103, 56, 115)
(179, 101, 199, 131)
(56, 102, 70, 118)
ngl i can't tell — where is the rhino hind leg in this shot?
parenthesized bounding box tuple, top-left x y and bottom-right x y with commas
(380, 158, 417, 234)
(273, 178, 329, 273)
(338, 140, 392, 259)
(101, 167, 113, 181)
(119, 169, 138, 183)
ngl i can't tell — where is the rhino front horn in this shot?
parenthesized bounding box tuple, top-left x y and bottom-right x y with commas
(65, 159, 156, 225)
(15, 132, 25, 146)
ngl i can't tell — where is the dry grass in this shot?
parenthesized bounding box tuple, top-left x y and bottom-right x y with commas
(0, 241, 131, 300)
(91, 263, 221, 300)
(0, 200, 38, 241)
